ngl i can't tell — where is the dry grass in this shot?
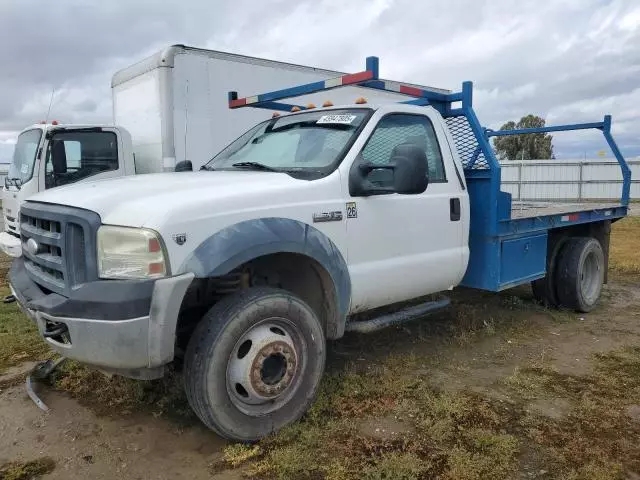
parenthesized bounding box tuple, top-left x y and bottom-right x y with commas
(610, 216, 640, 275)
(0, 286, 51, 374)
(217, 357, 522, 480)
(504, 347, 640, 478)
(0, 457, 56, 480)
(50, 360, 195, 421)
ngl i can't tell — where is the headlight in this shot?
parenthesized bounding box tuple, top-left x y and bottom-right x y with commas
(97, 226, 168, 279)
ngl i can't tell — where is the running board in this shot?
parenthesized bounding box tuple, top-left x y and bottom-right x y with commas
(344, 297, 450, 334)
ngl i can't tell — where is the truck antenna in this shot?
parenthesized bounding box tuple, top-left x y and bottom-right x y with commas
(44, 87, 56, 124)
(183, 81, 189, 163)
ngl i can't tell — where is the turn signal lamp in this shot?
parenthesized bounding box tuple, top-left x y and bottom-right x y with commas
(322, 101, 334, 107)
(306, 103, 316, 109)
(291, 106, 301, 112)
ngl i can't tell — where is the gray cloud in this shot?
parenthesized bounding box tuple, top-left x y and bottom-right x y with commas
(1, 0, 639, 162)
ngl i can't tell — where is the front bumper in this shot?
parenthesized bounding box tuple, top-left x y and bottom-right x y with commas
(9, 258, 194, 378)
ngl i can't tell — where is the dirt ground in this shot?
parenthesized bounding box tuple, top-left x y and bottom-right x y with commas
(1, 220, 639, 479)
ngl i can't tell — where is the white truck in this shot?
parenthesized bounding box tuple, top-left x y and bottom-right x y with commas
(2, 45, 441, 256)
(9, 56, 631, 441)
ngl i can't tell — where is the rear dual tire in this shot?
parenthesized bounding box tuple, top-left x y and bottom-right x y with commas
(555, 237, 604, 313)
(532, 236, 604, 313)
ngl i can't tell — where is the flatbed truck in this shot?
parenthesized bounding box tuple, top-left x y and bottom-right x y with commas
(9, 56, 631, 440)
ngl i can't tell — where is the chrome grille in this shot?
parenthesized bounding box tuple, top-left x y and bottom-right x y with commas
(20, 202, 101, 296)
(21, 214, 65, 289)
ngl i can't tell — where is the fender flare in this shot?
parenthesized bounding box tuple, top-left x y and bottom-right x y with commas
(177, 217, 351, 337)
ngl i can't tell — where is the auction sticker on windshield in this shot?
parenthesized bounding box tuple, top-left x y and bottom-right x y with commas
(317, 114, 357, 125)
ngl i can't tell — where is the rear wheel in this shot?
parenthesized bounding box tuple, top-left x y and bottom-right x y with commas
(531, 276, 557, 307)
(184, 287, 325, 441)
(531, 237, 567, 307)
(555, 237, 604, 312)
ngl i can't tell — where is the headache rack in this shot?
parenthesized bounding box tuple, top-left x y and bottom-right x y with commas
(228, 56, 631, 291)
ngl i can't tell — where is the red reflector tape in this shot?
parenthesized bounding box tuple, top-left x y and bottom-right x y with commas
(399, 85, 425, 97)
(341, 71, 374, 85)
(229, 98, 247, 108)
(560, 214, 580, 222)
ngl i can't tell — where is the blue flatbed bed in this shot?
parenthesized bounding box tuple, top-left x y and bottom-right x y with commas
(443, 97, 630, 292)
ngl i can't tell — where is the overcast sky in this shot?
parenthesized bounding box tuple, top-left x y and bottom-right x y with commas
(1, 0, 639, 162)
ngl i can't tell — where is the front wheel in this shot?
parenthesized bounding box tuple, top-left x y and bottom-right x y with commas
(555, 237, 605, 313)
(184, 287, 326, 441)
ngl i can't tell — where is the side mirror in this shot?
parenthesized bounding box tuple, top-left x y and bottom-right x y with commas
(175, 160, 193, 172)
(51, 140, 67, 175)
(349, 144, 429, 196)
(391, 144, 429, 194)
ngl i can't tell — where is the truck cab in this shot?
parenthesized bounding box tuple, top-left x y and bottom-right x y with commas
(1, 124, 135, 256)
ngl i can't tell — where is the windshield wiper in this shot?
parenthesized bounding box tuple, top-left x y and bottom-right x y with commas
(231, 162, 280, 172)
(200, 165, 215, 171)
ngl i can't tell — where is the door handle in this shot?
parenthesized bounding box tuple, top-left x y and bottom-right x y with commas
(450, 198, 461, 221)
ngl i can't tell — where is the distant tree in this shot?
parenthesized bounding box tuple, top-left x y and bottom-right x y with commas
(493, 114, 554, 160)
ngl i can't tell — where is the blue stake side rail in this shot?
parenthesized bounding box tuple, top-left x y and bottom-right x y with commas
(227, 56, 631, 292)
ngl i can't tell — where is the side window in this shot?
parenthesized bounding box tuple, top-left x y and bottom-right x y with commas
(45, 132, 119, 189)
(360, 114, 446, 187)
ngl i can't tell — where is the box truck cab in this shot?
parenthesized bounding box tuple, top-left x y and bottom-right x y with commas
(0, 124, 135, 255)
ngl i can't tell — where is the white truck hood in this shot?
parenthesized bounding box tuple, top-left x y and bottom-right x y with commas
(27, 171, 308, 226)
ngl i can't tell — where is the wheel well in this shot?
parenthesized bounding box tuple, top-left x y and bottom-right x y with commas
(176, 253, 342, 353)
(245, 253, 340, 339)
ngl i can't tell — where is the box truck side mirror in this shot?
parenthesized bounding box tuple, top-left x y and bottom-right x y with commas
(175, 160, 193, 172)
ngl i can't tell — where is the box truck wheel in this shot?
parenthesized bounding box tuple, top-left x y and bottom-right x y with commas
(555, 237, 604, 313)
(184, 287, 326, 441)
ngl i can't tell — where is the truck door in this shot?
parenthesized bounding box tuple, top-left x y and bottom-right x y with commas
(39, 128, 125, 190)
(343, 110, 466, 312)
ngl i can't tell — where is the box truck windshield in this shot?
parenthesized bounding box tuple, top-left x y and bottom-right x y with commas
(44, 130, 119, 188)
(7, 128, 41, 188)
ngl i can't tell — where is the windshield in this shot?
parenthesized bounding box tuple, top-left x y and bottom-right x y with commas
(8, 129, 42, 185)
(206, 109, 370, 176)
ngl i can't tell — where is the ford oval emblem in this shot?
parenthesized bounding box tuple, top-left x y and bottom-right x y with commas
(26, 238, 39, 256)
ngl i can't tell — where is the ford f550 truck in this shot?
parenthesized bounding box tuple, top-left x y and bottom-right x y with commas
(9, 57, 632, 441)
(2, 46, 440, 257)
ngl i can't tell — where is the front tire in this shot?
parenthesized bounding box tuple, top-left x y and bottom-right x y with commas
(184, 287, 325, 441)
(555, 237, 605, 313)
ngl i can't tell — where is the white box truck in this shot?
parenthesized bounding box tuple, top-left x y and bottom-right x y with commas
(1, 45, 447, 256)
